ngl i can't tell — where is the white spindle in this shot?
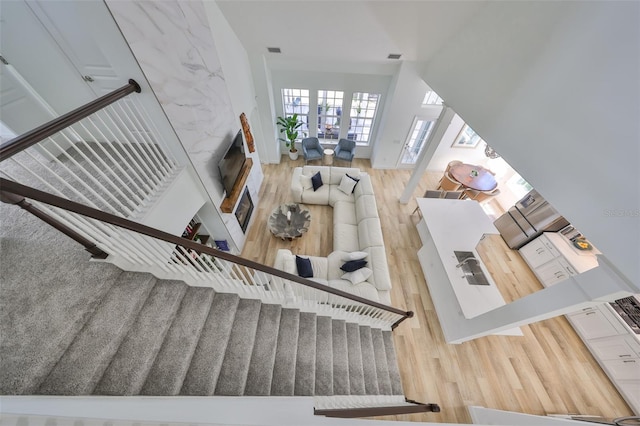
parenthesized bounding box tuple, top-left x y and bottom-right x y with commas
(93, 109, 155, 192)
(131, 96, 178, 167)
(117, 99, 171, 177)
(69, 119, 146, 205)
(104, 104, 161, 186)
(38, 138, 133, 214)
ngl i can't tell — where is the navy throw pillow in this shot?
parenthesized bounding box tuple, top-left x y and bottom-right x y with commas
(311, 171, 323, 191)
(346, 173, 360, 193)
(296, 255, 314, 278)
(341, 259, 367, 272)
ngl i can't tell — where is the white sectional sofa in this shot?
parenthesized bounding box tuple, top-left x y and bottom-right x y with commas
(274, 166, 392, 305)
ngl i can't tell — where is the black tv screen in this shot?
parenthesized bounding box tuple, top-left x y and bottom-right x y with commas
(218, 130, 246, 195)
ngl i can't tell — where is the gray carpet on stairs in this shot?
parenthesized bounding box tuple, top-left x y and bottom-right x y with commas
(1, 172, 406, 398)
(244, 304, 282, 396)
(215, 298, 262, 395)
(180, 293, 239, 396)
(331, 319, 351, 395)
(314, 316, 333, 395)
(140, 287, 215, 395)
(270, 308, 300, 396)
(93, 280, 187, 395)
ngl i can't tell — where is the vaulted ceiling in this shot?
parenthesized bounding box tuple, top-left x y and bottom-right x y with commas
(216, 1, 487, 65)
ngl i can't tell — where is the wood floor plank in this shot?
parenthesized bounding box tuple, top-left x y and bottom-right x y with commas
(241, 157, 633, 422)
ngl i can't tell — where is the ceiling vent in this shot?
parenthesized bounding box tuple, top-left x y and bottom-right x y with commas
(387, 53, 402, 60)
(267, 47, 282, 53)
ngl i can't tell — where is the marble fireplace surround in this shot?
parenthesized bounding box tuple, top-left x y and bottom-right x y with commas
(106, 0, 236, 199)
(106, 0, 261, 251)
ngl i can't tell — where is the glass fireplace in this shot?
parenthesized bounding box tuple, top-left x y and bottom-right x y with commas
(235, 187, 253, 233)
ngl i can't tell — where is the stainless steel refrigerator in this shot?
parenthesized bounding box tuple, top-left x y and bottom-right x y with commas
(493, 190, 570, 249)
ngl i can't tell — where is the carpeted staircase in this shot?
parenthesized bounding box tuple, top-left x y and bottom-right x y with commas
(11, 271, 403, 397)
(1, 141, 405, 401)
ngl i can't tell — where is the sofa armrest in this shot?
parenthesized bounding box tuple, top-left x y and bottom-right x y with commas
(274, 249, 294, 271)
(291, 167, 303, 202)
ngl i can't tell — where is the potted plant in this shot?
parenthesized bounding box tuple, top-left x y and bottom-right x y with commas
(277, 113, 303, 160)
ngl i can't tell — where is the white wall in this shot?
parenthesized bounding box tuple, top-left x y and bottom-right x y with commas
(372, 61, 439, 169)
(203, 1, 265, 175)
(422, 1, 640, 288)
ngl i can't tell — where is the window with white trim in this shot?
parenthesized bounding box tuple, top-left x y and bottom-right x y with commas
(317, 90, 344, 141)
(350, 92, 380, 144)
(281, 88, 310, 136)
(422, 90, 443, 106)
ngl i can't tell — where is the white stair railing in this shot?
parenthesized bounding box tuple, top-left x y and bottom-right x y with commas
(0, 178, 412, 330)
(0, 92, 179, 219)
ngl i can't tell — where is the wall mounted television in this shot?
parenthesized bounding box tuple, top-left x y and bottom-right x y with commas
(218, 129, 246, 195)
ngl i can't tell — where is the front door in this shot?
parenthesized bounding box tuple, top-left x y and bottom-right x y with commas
(397, 117, 435, 168)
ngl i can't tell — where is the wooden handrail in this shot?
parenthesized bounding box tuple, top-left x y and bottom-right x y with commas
(0, 178, 414, 324)
(0, 79, 141, 162)
(315, 399, 441, 418)
(0, 190, 108, 259)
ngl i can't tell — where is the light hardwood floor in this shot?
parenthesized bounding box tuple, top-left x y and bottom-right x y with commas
(241, 157, 633, 423)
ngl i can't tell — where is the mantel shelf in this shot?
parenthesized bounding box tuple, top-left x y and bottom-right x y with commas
(220, 158, 253, 213)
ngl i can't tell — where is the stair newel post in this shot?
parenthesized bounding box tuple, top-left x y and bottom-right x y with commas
(0, 190, 108, 259)
(391, 310, 414, 330)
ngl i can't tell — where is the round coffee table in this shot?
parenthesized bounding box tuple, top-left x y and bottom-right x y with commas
(268, 203, 311, 240)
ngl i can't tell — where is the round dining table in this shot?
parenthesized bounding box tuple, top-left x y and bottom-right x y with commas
(449, 163, 497, 191)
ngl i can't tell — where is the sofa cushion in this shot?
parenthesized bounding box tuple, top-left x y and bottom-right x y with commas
(327, 251, 348, 280)
(353, 174, 374, 198)
(296, 255, 313, 278)
(302, 183, 329, 205)
(300, 174, 313, 190)
(329, 185, 355, 206)
(342, 251, 368, 261)
(341, 267, 373, 284)
(333, 201, 357, 225)
(341, 259, 367, 272)
(358, 218, 384, 249)
(333, 223, 360, 252)
(328, 279, 380, 303)
(355, 194, 379, 222)
(364, 246, 392, 291)
(311, 172, 323, 191)
(302, 166, 330, 185)
(338, 173, 358, 194)
(328, 167, 360, 185)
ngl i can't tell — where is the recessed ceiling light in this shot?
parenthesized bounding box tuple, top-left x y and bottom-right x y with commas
(387, 53, 402, 60)
(267, 47, 281, 53)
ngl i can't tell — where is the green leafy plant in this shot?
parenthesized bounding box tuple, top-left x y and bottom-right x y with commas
(276, 114, 303, 153)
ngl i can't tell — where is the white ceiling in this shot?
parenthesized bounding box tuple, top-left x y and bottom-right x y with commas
(216, 1, 488, 65)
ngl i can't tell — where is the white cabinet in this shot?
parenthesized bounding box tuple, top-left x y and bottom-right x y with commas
(603, 359, 640, 381)
(535, 257, 577, 286)
(518, 233, 594, 287)
(568, 307, 627, 340)
(568, 304, 640, 415)
(616, 382, 640, 412)
(589, 335, 640, 361)
(518, 236, 559, 269)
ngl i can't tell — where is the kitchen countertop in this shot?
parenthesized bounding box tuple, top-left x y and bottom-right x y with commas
(542, 232, 600, 273)
(416, 198, 523, 337)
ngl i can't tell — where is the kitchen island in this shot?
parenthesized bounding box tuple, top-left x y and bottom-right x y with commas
(415, 198, 523, 343)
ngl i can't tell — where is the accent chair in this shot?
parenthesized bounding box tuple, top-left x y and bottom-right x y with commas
(301, 137, 324, 164)
(334, 138, 356, 165)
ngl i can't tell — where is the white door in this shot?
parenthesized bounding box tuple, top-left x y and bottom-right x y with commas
(24, 1, 125, 97)
(397, 117, 435, 168)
